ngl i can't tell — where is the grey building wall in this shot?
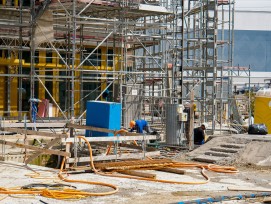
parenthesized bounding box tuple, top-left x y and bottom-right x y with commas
(234, 30, 271, 72)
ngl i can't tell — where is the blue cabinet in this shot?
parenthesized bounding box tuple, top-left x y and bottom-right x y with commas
(85, 101, 121, 137)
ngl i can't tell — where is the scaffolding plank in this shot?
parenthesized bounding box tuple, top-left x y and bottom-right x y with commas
(67, 123, 141, 136)
(95, 159, 172, 170)
(67, 151, 160, 163)
(1, 127, 67, 138)
(1, 123, 66, 128)
(62, 135, 157, 143)
(0, 140, 70, 157)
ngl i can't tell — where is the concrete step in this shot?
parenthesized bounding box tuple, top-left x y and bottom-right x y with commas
(204, 151, 232, 157)
(220, 143, 246, 149)
(210, 147, 239, 153)
(193, 155, 222, 163)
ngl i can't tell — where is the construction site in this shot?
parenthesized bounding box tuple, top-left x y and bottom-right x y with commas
(0, 0, 271, 203)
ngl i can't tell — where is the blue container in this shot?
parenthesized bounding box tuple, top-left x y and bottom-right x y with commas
(85, 101, 121, 137)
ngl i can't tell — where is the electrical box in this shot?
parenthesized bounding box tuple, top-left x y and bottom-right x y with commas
(177, 104, 184, 114)
(178, 112, 188, 122)
(85, 101, 121, 137)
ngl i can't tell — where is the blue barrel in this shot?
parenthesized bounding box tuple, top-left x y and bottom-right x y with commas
(85, 101, 121, 137)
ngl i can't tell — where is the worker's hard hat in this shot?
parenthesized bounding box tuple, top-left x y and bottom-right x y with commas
(130, 120, 136, 128)
(201, 123, 208, 129)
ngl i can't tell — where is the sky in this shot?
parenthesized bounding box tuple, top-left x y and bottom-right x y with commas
(235, 0, 271, 12)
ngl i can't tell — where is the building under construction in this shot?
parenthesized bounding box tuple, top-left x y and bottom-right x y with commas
(1, 1, 271, 204)
(0, 0, 236, 133)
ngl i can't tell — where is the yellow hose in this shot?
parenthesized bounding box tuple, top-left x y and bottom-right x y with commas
(79, 129, 238, 184)
(0, 140, 119, 200)
(78, 135, 238, 185)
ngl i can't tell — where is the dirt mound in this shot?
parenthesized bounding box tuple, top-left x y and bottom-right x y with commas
(181, 135, 271, 168)
(236, 141, 271, 167)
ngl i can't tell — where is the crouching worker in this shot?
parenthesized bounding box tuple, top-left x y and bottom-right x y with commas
(130, 119, 152, 134)
(194, 123, 208, 145)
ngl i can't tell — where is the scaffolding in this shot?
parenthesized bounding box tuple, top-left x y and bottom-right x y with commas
(0, 0, 237, 140)
(179, 0, 235, 134)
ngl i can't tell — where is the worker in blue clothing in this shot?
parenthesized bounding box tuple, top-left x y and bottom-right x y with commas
(130, 119, 152, 134)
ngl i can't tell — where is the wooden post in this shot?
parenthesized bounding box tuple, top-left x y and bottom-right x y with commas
(189, 89, 195, 150)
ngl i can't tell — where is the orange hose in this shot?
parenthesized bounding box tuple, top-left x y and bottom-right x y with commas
(78, 136, 211, 184)
(77, 135, 239, 185)
(57, 156, 118, 196)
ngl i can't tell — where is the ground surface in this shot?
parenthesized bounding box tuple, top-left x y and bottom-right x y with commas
(0, 134, 271, 204)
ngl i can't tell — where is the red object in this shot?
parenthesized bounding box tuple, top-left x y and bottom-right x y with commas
(37, 99, 50, 117)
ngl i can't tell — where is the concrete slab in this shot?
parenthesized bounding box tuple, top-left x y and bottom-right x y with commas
(210, 147, 239, 153)
(0, 161, 270, 204)
(205, 151, 233, 157)
(193, 155, 223, 163)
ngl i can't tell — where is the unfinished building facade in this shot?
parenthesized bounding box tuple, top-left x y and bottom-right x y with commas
(0, 0, 235, 139)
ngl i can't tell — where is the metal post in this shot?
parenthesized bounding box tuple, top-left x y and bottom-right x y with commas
(72, 0, 77, 167)
(248, 65, 251, 125)
(18, 0, 23, 121)
(179, 0, 184, 105)
(30, 0, 36, 122)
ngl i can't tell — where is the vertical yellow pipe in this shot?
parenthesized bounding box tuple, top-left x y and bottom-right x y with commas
(10, 71, 18, 117)
(39, 51, 46, 100)
(14, 0, 18, 6)
(53, 69, 59, 117)
(0, 66, 6, 116)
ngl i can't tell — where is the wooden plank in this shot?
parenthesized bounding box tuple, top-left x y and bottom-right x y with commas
(0, 140, 70, 157)
(0, 135, 61, 140)
(67, 151, 160, 163)
(119, 143, 157, 151)
(228, 186, 271, 192)
(62, 135, 157, 143)
(157, 168, 185, 175)
(119, 170, 156, 179)
(95, 159, 172, 170)
(1, 127, 67, 138)
(67, 123, 114, 133)
(67, 123, 141, 136)
(25, 138, 61, 164)
(1, 123, 66, 128)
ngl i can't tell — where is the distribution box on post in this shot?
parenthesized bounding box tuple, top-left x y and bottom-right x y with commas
(85, 101, 122, 137)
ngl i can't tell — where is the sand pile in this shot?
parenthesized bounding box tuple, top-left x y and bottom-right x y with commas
(236, 141, 271, 167)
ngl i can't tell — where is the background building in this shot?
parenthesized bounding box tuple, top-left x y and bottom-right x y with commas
(231, 0, 271, 88)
